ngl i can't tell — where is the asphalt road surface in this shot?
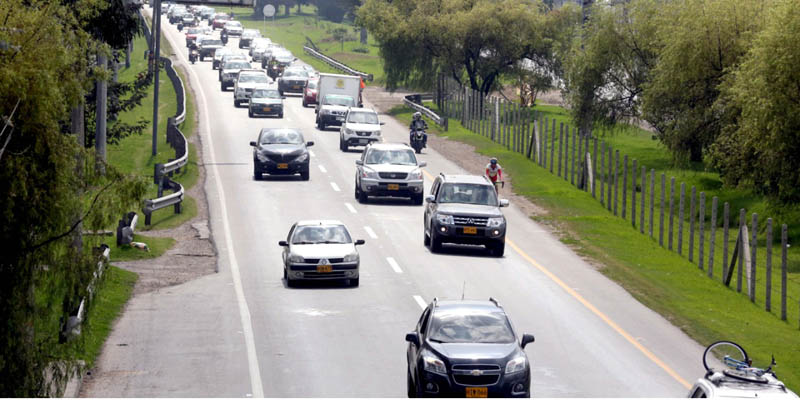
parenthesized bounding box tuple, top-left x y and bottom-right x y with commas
(84, 8, 707, 397)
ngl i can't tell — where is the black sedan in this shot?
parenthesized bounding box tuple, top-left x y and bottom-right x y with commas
(277, 67, 312, 96)
(248, 88, 285, 118)
(406, 299, 535, 398)
(250, 128, 313, 181)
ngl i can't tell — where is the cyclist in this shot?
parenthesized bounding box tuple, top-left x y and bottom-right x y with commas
(485, 157, 503, 192)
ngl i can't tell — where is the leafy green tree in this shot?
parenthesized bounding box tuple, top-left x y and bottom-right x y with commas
(709, 0, 800, 202)
(358, 0, 572, 95)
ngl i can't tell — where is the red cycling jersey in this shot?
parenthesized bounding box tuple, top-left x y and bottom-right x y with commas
(485, 163, 502, 182)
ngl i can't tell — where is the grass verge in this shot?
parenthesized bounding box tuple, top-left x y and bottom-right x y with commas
(109, 234, 175, 262)
(390, 104, 800, 391)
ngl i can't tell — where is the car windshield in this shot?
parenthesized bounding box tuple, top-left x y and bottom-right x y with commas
(253, 89, 281, 99)
(437, 183, 498, 206)
(428, 310, 516, 344)
(291, 225, 352, 245)
(324, 95, 355, 107)
(239, 74, 268, 83)
(224, 62, 250, 69)
(282, 70, 307, 78)
(226, 21, 241, 27)
(187, 28, 203, 34)
(260, 129, 303, 145)
(276, 55, 293, 62)
(307, 81, 317, 89)
(347, 112, 379, 124)
(203, 39, 222, 46)
(365, 149, 417, 166)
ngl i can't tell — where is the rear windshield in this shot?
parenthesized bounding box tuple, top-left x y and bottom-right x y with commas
(347, 111, 379, 124)
(253, 89, 281, 99)
(239, 74, 268, 83)
(259, 129, 304, 145)
(428, 310, 515, 344)
(282, 69, 308, 78)
(224, 62, 250, 70)
(202, 39, 222, 46)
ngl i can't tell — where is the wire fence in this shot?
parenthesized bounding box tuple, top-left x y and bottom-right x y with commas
(434, 74, 800, 328)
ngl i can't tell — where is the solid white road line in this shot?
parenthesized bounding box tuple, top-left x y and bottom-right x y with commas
(386, 257, 403, 274)
(344, 202, 357, 214)
(162, 17, 265, 398)
(318, 164, 327, 173)
(364, 226, 378, 239)
(330, 182, 341, 192)
(413, 295, 427, 310)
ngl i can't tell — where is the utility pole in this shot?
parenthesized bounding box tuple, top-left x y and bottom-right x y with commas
(152, 0, 162, 156)
(95, 50, 108, 171)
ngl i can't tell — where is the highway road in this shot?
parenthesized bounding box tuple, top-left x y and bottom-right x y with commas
(84, 7, 707, 397)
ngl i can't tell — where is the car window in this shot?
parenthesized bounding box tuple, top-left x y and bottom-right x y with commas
(430, 179, 440, 196)
(253, 89, 281, 99)
(283, 70, 305, 77)
(365, 149, 417, 166)
(239, 74, 268, 83)
(347, 111, 379, 124)
(418, 307, 431, 336)
(291, 225, 352, 245)
(259, 129, 304, 145)
(226, 21, 241, 27)
(307, 81, 317, 89)
(203, 39, 222, 46)
(224, 62, 250, 70)
(428, 310, 515, 344)
(324, 95, 355, 107)
(437, 183, 497, 206)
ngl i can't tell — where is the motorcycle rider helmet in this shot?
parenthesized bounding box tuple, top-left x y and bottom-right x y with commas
(413, 112, 421, 121)
(490, 157, 498, 165)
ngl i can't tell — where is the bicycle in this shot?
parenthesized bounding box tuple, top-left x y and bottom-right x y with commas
(703, 340, 776, 384)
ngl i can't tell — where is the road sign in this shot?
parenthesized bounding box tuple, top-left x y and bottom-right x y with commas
(263, 4, 275, 17)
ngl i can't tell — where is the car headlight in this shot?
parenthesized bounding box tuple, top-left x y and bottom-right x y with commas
(487, 217, 505, 228)
(256, 152, 269, 162)
(295, 153, 308, 162)
(361, 167, 379, 179)
(436, 214, 454, 225)
(505, 356, 527, 374)
(235, 88, 244, 95)
(343, 128, 354, 136)
(374, 130, 381, 136)
(319, 109, 329, 115)
(408, 169, 423, 180)
(288, 254, 304, 263)
(421, 349, 447, 375)
(343, 253, 358, 263)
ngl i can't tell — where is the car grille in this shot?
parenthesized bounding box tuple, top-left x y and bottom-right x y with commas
(453, 216, 489, 226)
(302, 271, 347, 279)
(330, 110, 345, 116)
(378, 172, 407, 179)
(266, 153, 298, 162)
(356, 131, 373, 137)
(451, 364, 501, 386)
(301, 258, 344, 264)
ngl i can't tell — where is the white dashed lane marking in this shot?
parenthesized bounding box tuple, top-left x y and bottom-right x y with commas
(318, 164, 327, 173)
(330, 182, 340, 192)
(386, 257, 403, 274)
(344, 202, 357, 214)
(413, 296, 427, 310)
(364, 226, 378, 239)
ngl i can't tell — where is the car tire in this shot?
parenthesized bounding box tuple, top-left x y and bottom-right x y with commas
(220, 82, 225, 91)
(278, 112, 284, 118)
(350, 277, 359, 287)
(234, 100, 240, 108)
(302, 99, 307, 107)
(423, 230, 430, 246)
(357, 187, 368, 204)
(283, 266, 287, 280)
(248, 109, 253, 118)
(300, 170, 309, 181)
(253, 164, 262, 180)
(407, 370, 417, 398)
(354, 183, 360, 200)
(490, 242, 505, 257)
(318, 120, 325, 130)
(430, 231, 442, 253)
(413, 193, 423, 206)
(199, 54, 204, 62)
(286, 277, 296, 288)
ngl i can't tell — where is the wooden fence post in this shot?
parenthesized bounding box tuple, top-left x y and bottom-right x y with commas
(649, 169, 655, 238)
(781, 224, 787, 320)
(640, 166, 647, 234)
(632, 160, 638, 227)
(592, 137, 598, 198)
(750, 213, 758, 302)
(766, 218, 773, 312)
(614, 150, 620, 215)
(678, 183, 685, 254)
(550, 120, 555, 173)
(669, 177, 675, 250)
(600, 142, 605, 205)
(557, 123, 563, 177)
(689, 186, 696, 262)
(698, 192, 705, 270)
(607, 147, 613, 212)
(738, 208, 746, 293)
(723, 202, 730, 281)
(622, 155, 628, 218)
(709, 197, 718, 277)
(571, 128, 577, 184)
(541, 118, 547, 167)
(578, 129, 584, 189)
(659, 174, 665, 246)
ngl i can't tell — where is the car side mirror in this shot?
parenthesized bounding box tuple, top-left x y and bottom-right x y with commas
(281, 96, 286, 99)
(425, 195, 435, 203)
(306, 141, 314, 147)
(418, 161, 427, 168)
(405, 332, 420, 347)
(521, 333, 535, 348)
(380, 122, 386, 126)
(355, 160, 363, 166)
(354, 239, 365, 246)
(278, 240, 288, 247)
(499, 199, 509, 207)
(249, 141, 257, 147)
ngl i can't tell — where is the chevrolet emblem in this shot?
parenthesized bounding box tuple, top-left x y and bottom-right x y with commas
(470, 369, 482, 376)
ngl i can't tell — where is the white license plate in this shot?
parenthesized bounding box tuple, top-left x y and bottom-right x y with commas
(359, 139, 368, 144)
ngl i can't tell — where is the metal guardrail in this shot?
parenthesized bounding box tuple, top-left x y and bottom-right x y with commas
(403, 94, 448, 131)
(302, 45, 373, 82)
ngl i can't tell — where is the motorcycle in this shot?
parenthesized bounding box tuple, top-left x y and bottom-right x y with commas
(410, 129, 426, 154)
(267, 64, 281, 79)
(189, 48, 198, 64)
(221, 31, 228, 45)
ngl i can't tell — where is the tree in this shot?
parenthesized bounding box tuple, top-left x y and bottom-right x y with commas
(709, 0, 800, 203)
(358, 0, 572, 95)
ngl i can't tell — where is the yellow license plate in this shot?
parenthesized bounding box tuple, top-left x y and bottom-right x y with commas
(316, 265, 332, 273)
(387, 184, 400, 191)
(463, 226, 478, 234)
(262, 107, 271, 112)
(292, 85, 300, 89)
(277, 163, 289, 169)
(466, 387, 487, 398)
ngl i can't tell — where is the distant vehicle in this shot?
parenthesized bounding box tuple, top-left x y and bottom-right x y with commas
(339, 107, 382, 151)
(199, 7, 215, 20)
(278, 220, 365, 287)
(354, 143, 426, 205)
(218, 53, 249, 81)
(180, 14, 197, 28)
(222, 20, 243, 36)
(212, 47, 233, 70)
(688, 341, 798, 398)
(424, 173, 509, 256)
(315, 73, 362, 129)
(197, 37, 223, 62)
(249, 38, 273, 60)
(302, 77, 319, 107)
(406, 298, 534, 397)
(234, 69, 271, 107)
(248, 88, 285, 118)
(250, 128, 313, 181)
(219, 60, 251, 90)
(239, 29, 261, 49)
(184, 27, 209, 47)
(276, 67, 312, 96)
(210, 13, 230, 29)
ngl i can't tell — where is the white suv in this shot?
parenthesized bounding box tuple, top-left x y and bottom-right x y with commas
(339, 107, 383, 151)
(234, 69, 271, 107)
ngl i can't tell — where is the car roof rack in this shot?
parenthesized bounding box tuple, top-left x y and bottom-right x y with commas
(488, 297, 500, 307)
(431, 297, 438, 307)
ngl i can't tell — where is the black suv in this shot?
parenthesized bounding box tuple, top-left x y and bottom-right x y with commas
(406, 298, 535, 398)
(424, 174, 509, 257)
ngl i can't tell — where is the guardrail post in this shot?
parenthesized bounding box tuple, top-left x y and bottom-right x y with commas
(750, 213, 758, 302)
(698, 192, 705, 269)
(709, 196, 718, 277)
(154, 163, 163, 184)
(765, 218, 772, 312)
(781, 224, 787, 320)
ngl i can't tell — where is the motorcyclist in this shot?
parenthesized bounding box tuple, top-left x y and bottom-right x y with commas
(188, 41, 199, 63)
(221, 30, 228, 45)
(409, 112, 428, 147)
(485, 157, 503, 191)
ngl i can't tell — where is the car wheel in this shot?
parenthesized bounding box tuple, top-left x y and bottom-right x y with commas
(278, 112, 284, 118)
(318, 121, 325, 130)
(354, 183, 360, 200)
(490, 242, 505, 257)
(413, 193, 424, 206)
(430, 231, 442, 253)
(220, 82, 225, 91)
(248, 109, 253, 118)
(283, 266, 287, 280)
(234, 100, 240, 108)
(407, 370, 417, 398)
(253, 163, 262, 180)
(357, 188, 368, 204)
(200, 54, 204, 61)
(350, 277, 359, 287)
(286, 276, 296, 288)
(302, 99, 307, 107)
(300, 170, 309, 181)
(423, 230, 430, 246)
(278, 89, 284, 96)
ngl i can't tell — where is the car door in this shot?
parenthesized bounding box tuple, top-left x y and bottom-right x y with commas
(282, 223, 296, 266)
(408, 306, 431, 376)
(356, 148, 367, 187)
(425, 178, 441, 233)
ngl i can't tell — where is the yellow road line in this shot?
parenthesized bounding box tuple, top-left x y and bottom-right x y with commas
(421, 169, 690, 389)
